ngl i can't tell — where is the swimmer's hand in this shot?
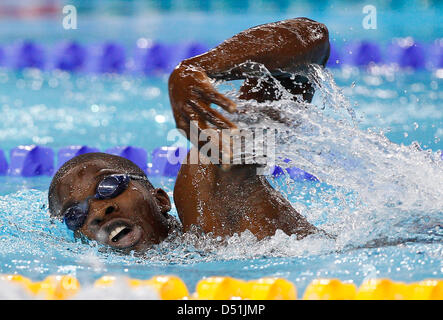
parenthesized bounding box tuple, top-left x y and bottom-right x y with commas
(168, 63, 237, 136)
(168, 17, 330, 168)
(168, 17, 330, 137)
(169, 64, 238, 170)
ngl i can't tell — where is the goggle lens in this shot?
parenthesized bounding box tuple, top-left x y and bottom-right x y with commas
(63, 174, 134, 231)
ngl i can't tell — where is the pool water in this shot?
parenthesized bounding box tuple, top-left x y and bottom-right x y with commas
(0, 65, 441, 297)
(0, 3, 442, 298)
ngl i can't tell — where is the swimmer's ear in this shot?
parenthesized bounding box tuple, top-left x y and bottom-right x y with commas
(153, 188, 171, 214)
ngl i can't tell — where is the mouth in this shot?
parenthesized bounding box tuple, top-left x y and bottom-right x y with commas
(99, 219, 143, 249)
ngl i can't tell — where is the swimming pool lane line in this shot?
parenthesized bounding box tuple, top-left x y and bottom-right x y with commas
(1, 274, 442, 300)
(0, 145, 322, 181)
(0, 39, 442, 74)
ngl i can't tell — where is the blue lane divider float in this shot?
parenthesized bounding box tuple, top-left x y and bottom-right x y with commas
(133, 41, 208, 75)
(0, 40, 209, 75)
(137, 43, 182, 75)
(0, 46, 4, 67)
(429, 41, 443, 69)
(53, 41, 88, 72)
(386, 41, 426, 69)
(271, 158, 318, 182)
(0, 145, 318, 180)
(0, 150, 8, 175)
(13, 41, 46, 70)
(326, 39, 443, 69)
(1, 145, 441, 179)
(8, 145, 54, 177)
(149, 146, 188, 177)
(0, 39, 442, 74)
(98, 42, 127, 74)
(56, 145, 100, 170)
(339, 41, 383, 67)
(272, 166, 318, 182)
(105, 146, 148, 173)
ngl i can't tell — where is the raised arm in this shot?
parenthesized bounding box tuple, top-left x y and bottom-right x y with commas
(168, 17, 330, 139)
(185, 17, 329, 80)
(171, 18, 330, 239)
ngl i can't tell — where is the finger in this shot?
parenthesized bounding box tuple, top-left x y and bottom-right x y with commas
(178, 104, 209, 139)
(185, 102, 239, 162)
(194, 85, 237, 113)
(181, 103, 234, 168)
(204, 89, 237, 113)
(188, 99, 237, 130)
(181, 104, 221, 162)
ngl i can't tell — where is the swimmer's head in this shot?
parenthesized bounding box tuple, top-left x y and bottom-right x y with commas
(48, 152, 175, 252)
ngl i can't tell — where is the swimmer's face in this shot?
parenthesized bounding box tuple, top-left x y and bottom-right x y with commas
(53, 158, 171, 252)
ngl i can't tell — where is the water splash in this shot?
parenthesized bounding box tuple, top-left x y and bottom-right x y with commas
(220, 63, 442, 250)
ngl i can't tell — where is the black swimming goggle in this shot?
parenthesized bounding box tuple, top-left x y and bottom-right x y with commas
(63, 174, 147, 231)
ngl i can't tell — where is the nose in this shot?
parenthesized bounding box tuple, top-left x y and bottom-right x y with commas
(104, 205, 116, 215)
(88, 200, 119, 226)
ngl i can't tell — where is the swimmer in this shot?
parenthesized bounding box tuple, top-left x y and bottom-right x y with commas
(48, 17, 330, 252)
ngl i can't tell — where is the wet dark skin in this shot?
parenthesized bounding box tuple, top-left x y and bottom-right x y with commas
(170, 17, 330, 240)
(52, 17, 330, 251)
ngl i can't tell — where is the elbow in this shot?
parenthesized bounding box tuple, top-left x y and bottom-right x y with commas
(295, 17, 330, 67)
